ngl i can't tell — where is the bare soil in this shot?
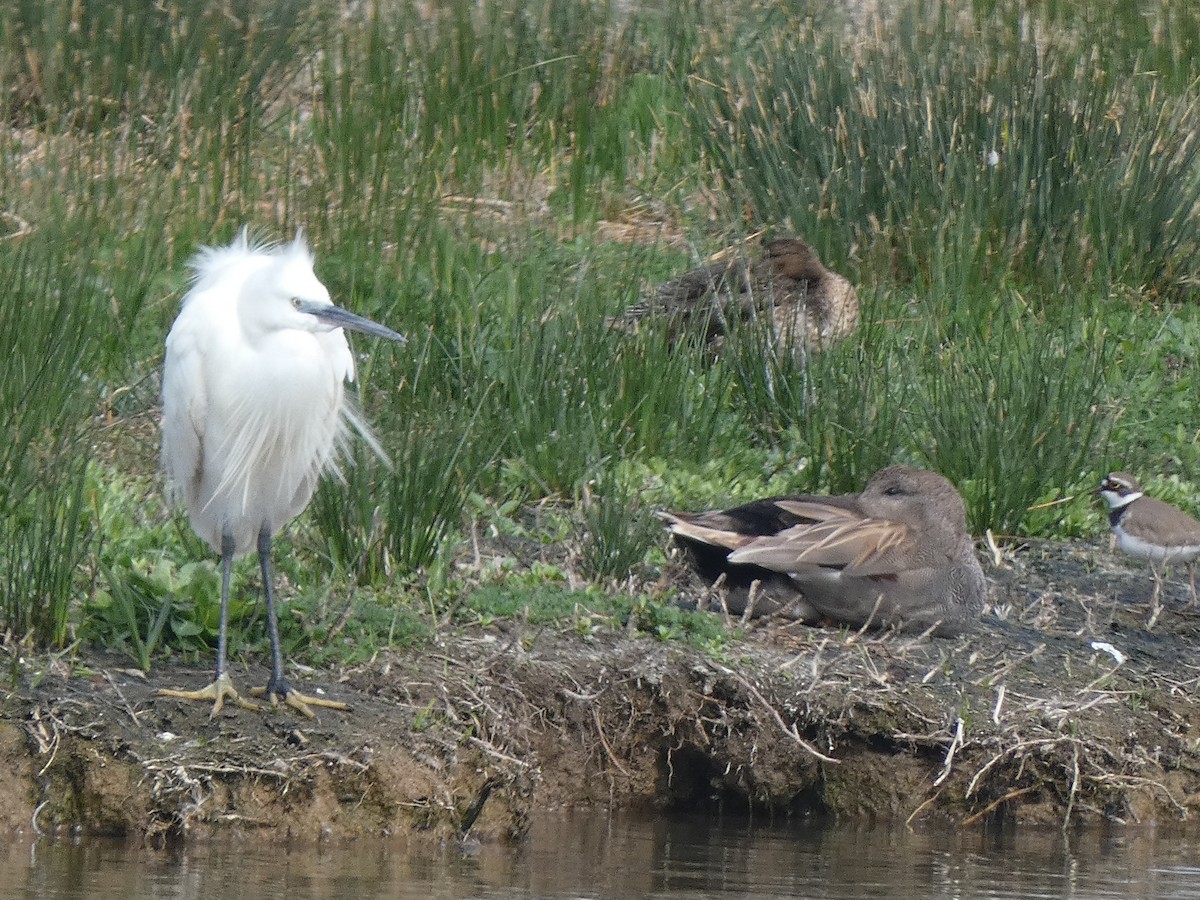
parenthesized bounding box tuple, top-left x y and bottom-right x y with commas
(4, 537, 1200, 846)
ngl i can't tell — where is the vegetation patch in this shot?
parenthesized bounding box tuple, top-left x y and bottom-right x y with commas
(3, 0, 1200, 837)
(5, 542, 1200, 843)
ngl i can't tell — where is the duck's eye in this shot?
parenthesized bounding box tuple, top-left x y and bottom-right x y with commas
(290, 297, 302, 310)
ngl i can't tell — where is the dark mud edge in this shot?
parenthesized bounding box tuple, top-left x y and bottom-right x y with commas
(3, 539, 1200, 845)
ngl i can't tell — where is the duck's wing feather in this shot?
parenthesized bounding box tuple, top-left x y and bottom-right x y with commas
(728, 502, 915, 576)
(653, 258, 745, 309)
(660, 494, 840, 539)
(658, 512, 755, 551)
(612, 257, 750, 328)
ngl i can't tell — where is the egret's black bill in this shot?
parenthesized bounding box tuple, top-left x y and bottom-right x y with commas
(303, 302, 407, 343)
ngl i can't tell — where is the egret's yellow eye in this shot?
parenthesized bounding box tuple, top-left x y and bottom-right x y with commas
(291, 297, 302, 310)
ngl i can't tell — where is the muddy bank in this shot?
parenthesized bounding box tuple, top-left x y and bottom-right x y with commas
(3, 538, 1200, 844)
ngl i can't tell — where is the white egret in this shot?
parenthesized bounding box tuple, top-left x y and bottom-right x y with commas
(158, 228, 405, 718)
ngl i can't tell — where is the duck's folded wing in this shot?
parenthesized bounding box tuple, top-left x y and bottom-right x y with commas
(728, 504, 915, 576)
(656, 258, 744, 308)
(659, 512, 754, 551)
(772, 500, 856, 523)
(611, 259, 741, 328)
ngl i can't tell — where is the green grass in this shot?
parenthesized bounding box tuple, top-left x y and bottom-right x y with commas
(693, 1, 1200, 297)
(906, 289, 1112, 534)
(459, 582, 731, 650)
(578, 468, 664, 582)
(0, 243, 101, 645)
(2, 0, 1199, 661)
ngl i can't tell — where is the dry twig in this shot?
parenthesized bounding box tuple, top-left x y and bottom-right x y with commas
(722, 667, 839, 764)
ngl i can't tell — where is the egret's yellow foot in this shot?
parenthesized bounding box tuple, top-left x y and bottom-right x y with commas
(158, 672, 261, 718)
(249, 686, 351, 719)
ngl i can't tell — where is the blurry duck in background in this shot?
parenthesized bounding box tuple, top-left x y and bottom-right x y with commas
(609, 235, 858, 354)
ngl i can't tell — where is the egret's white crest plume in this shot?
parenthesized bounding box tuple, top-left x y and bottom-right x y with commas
(158, 227, 405, 718)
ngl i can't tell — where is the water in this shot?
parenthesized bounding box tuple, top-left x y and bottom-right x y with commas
(12, 811, 1200, 899)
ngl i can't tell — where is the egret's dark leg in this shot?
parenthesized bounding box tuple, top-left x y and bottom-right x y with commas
(250, 525, 349, 718)
(158, 529, 260, 716)
(258, 525, 288, 702)
(214, 530, 235, 680)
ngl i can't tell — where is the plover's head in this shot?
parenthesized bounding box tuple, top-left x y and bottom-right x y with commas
(1095, 471, 1142, 510)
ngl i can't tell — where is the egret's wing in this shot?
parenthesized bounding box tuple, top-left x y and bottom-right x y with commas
(728, 505, 915, 576)
(160, 310, 208, 505)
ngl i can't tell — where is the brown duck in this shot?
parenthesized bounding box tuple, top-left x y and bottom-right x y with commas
(660, 466, 986, 636)
(610, 236, 858, 352)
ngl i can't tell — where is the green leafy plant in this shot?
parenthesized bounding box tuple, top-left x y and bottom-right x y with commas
(86, 557, 235, 670)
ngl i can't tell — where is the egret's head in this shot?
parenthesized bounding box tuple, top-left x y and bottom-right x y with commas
(238, 232, 328, 335)
(273, 233, 332, 322)
(240, 232, 405, 344)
